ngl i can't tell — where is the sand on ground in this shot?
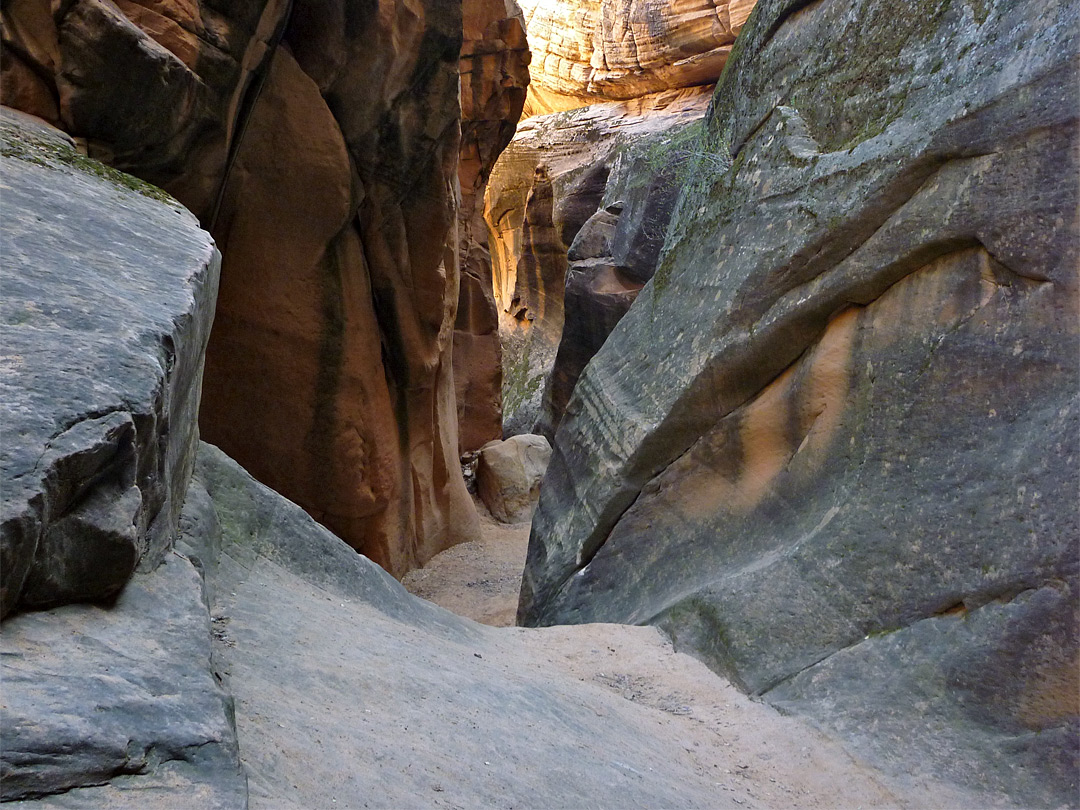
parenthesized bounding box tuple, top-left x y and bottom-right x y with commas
(395, 498, 987, 810)
(402, 497, 530, 627)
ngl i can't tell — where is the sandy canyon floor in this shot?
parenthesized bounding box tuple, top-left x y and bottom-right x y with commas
(397, 501, 986, 810)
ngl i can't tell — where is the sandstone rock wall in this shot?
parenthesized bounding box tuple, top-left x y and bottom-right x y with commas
(0, 111, 244, 804)
(1, 0, 495, 576)
(0, 0, 290, 221)
(455, 0, 531, 452)
(533, 117, 699, 437)
(518, 0, 755, 116)
(487, 87, 710, 434)
(518, 0, 1079, 803)
(201, 0, 479, 575)
(487, 0, 758, 437)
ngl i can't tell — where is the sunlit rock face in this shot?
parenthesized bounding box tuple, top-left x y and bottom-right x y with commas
(518, 0, 755, 116)
(488, 0, 757, 436)
(455, 0, 531, 452)
(519, 0, 1079, 805)
(1, 0, 481, 576)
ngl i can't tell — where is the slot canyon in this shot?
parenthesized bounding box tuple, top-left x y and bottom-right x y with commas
(1, 0, 1077, 807)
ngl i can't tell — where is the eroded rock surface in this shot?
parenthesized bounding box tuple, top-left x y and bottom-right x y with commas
(476, 434, 552, 523)
(519, 0, 1080, 804)
(455, 0, 531, 452)
(2, 0, 482, 578)
(200, 1, 480, 576)
(487, 87, 710, 434)
(534, 119, 699, 437)
(519, 0, 755, 115)
(0, 0, 290, 221)
(0, 109, 240, 807)
(0, 553, 245, 807)
(0, 108, 219, 619)
(183, 441, 975, 810)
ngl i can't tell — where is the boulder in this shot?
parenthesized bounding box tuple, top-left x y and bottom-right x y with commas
(455, 0, 531, 452)
(0, 108, 219, 619)
(519, 0, 1079, 804)
(487, 86, 710, 434)
(476, 434, 553, 522)
(518, 0, 756, 115)
(0, 109, 240, 806)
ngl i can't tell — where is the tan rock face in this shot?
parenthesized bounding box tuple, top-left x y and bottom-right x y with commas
(518, 0, 754, 116)
(204, 0, 479, 574)
(476, 434, 552, 523)
(455, 0, 531, 452)
(2, 0, 483, 576)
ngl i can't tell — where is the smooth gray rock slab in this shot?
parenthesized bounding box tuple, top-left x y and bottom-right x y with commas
(185, 442, 935, 810)
(768, 584, 1079, 808)
(0, 552, 246, 807)
(0, 107, 220, 618)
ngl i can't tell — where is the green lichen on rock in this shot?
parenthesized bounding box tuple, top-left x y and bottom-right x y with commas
(502, 336, 544, 419)
(0, 122, 177, 206)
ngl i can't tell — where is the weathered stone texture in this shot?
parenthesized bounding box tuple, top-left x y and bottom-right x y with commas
(0, 109, 219, 619)
(455, 0, 531, 452)
(518, 0, 755, 116)
(534, 120, 696, 437)
(476, 434, 552, 523)
(487, 87, 710, 434)
(0, 0, 290, 221)
(197, 45, 414, 573)
(519, 0, 1079, 803)
(0, 553, 246, 806)
(2, 0, 483, 578)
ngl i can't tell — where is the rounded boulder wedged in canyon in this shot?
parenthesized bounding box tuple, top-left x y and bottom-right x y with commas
(476, 434, 553, 523)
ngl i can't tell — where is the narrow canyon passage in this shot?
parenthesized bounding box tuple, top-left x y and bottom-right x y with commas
(403, 495, 530, 627)
(1, 0, 1074, 805)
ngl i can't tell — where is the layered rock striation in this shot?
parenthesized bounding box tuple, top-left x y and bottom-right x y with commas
(488, 87, 711, 434)
(518, 0, 755, 116)
(519, 0, 1080, 804)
